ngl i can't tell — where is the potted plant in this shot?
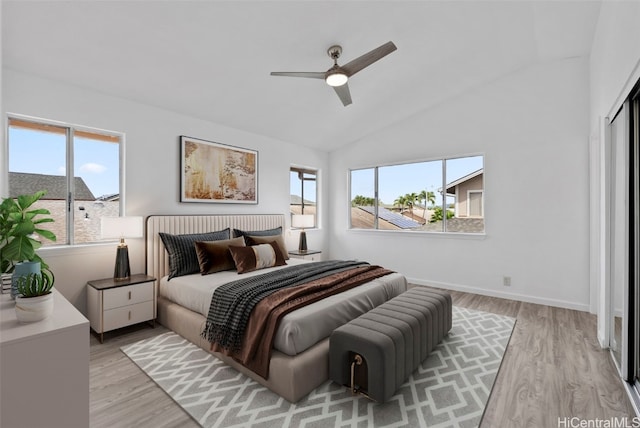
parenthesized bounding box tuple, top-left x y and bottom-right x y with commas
(0, 191, 57, 298)
(14, 269, 55, 322)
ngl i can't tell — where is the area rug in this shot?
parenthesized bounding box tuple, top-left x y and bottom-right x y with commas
(121, 306, 515, 428)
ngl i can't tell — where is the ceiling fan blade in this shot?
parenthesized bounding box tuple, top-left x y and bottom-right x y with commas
(341, 41, 397, 76)
(333, 83, 352, 106)
(270, 71, 325, 79)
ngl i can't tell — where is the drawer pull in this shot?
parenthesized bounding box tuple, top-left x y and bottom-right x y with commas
(128, 291, 132, 300)
(128, 311, 131, 321)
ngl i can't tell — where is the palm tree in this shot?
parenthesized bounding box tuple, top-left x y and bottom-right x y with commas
(393, 195, 407, 213)
(418, 190, 426, 217)
(419, 190, 436, 219)
(405, 192, 419, 217)
(352, 195, 375, 206)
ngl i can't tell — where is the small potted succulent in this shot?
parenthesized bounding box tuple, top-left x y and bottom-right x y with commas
(0, 191, 57, 298)
(14, 269, 55, 322)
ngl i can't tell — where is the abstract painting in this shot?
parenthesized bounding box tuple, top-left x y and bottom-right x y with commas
(180, 136, 257, 203)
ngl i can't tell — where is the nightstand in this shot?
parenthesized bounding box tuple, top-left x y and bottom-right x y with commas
(288, 250, 322, 261)
(87, 274, 156, 343)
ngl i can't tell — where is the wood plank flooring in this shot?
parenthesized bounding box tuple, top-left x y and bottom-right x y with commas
(89, 288, 636, 427)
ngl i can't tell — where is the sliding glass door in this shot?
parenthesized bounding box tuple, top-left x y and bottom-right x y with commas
(609, 82, 640, 409)
(610, 101, 629, 375)
(631, 89, 639, 389)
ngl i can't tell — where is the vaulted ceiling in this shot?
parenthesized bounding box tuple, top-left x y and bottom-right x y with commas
(2, 1, 601, 151)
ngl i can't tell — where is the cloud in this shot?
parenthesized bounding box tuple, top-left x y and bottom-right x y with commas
(79, 163, 107, 174)
(57, 166, 65, 174)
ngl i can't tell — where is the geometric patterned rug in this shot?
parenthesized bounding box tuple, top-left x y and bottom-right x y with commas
(121, 306, 515, 428)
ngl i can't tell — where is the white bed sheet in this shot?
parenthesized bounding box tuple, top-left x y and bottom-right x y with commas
(159, 259, 407, 356)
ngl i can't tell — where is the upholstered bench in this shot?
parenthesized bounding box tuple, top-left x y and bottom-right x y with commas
(329, 286, 452, 403)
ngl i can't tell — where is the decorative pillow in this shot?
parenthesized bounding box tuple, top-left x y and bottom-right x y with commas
(194, 236, 246, 275)
(159, 229, 230, 280)
(245, 234, 289, 260)
(228, 241, 286, 274)
(233, 226, 282, 239)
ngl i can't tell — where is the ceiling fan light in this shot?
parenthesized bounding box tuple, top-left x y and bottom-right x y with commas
(325, 72, 348, 87)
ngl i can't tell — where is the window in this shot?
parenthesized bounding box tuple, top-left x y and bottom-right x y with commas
(350, 155, 484, 233)
(290, 167, 317, 227)
(7, 116, 122, 246)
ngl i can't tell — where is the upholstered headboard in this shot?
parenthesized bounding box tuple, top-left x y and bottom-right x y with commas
(145, 214, 285, 281)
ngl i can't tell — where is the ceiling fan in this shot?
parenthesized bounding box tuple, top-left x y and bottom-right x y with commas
(270, 41, 397, 106)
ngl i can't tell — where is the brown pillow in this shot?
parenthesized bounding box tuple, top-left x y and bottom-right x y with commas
(245, 234, 290, 260)
(194, 236, 246, 275)
(228, 241, 286, 274)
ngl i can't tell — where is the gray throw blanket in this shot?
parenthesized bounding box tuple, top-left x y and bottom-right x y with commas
(201, 260, 369, 352)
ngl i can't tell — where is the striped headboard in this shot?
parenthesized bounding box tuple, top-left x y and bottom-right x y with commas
(146, 214, 285, 281)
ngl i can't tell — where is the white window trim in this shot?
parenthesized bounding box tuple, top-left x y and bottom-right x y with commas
(348, 153, 485, 235)
(290, 165, 319, 229)
(7, 113, 125, 247)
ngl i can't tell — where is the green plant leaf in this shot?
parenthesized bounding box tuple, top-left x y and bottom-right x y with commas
(2, 191, 55, 273)
(27, 208, 51, 216)
(13, 221, 36, 236)
(2, 236, 36, 262)
(33, 218, 55, 224)
(28, 237, 43, 251)
(34, 229, 57, 241)
(16, 191, 45, 211)
(16, 271, 53, 297)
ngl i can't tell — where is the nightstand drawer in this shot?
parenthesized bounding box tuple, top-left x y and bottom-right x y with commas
(103, 282, 153, 310)
(103, 301, 154, 331)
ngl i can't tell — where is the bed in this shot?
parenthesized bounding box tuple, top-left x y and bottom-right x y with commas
(146, 214, 407, 402)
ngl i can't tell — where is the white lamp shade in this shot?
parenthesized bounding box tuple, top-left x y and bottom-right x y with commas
(101, 216, 144, 239)
(291, 214, 314, 229)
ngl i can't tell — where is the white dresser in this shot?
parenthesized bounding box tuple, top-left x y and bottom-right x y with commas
(0, 289, 89, 428)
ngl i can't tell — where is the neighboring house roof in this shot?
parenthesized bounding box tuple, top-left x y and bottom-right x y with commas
(96, 193, 120, 201)
(357, 206, 421, 229)
(443, 168, 484, 195)
(350, 207, 400, 230)
(9, 172, 96, 201)
(290, 195, 315, 206)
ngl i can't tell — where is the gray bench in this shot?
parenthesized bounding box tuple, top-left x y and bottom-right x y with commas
(329, 286, 452, 403)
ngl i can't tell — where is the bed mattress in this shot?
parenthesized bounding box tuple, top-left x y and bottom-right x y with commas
(159, 259, 407, 356)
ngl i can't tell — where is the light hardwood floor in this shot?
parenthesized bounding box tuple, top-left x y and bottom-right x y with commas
(89, 288, 637, 427)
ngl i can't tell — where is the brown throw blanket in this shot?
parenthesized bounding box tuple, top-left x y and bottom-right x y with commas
(210, 264, 392, 378)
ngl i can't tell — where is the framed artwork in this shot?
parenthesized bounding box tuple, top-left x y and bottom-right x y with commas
(180, 136, 258, 204)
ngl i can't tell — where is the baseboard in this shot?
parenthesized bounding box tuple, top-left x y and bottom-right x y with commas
(407, 277, 590, 312)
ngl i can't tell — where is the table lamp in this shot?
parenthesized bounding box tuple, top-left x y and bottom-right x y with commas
(101, 216, 143, 280)
(291, 214, 314, 253)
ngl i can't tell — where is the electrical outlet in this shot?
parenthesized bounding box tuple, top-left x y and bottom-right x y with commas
(503, 276, 511, 287)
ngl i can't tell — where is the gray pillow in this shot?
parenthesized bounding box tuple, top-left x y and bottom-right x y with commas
(160, 229, 230, 280)
(233, 226, 282, 239)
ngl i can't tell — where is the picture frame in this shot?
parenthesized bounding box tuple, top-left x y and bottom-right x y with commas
(180, 136, 258, 204)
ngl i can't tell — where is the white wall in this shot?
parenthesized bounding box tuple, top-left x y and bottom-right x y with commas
(2, 69, 329, 314)
(329, 57, 591, 311)
(589, 1, 640, 345)
(590, 1, 640, 129)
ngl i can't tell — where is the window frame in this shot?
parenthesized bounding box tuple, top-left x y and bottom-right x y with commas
(290, 166, 318, 229)
(348, 153, 485, 236)
(6, 113, 125, 247)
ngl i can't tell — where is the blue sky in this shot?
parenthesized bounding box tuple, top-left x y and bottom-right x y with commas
(8, 128, 120, 198)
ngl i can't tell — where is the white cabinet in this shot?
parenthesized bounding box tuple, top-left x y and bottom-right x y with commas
(87, 274, 156, 342)
(0, 289, 89, 428)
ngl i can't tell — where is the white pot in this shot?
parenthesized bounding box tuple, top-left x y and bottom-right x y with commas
(15, 293, 54, 323)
